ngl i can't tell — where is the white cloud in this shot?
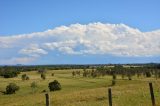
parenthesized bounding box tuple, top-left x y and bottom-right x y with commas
(0, 22, 160, 64)
(43, 40, 77, 50)
(58, 47, 81, 55)
(19, 44, 48, 57)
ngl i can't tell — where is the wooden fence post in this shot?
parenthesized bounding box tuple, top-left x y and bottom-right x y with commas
(108, 88, 112, 106)
(149, 82, 156, 106)
(45, 93, 50, 106)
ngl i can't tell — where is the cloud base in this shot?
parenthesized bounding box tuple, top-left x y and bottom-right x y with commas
(0, 22, 160, 64)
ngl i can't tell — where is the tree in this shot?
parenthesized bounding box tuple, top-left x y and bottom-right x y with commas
(2, 70, 19, 78)
(0, 66, 20, 78)
(6, 83, 19, 94)
(48, 80, 61, 91)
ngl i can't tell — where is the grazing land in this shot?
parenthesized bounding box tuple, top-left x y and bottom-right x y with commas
(0, 68, 160, 106)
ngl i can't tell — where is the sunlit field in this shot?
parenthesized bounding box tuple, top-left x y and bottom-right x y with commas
(0, 69, 160, 106)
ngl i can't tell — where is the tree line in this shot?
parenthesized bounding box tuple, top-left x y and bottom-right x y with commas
(72, 65, 160, 80)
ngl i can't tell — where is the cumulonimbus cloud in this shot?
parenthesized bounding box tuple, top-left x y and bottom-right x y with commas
(0, 22, 160, 64)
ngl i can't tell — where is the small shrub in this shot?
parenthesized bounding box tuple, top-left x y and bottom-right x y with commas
(42, 89, 47, 93)
(6, 83, 19, 94)
(146, 72, 151, 77)
(113, 74, 117, 80)
(48, 80, 61, 91)
(72, 71, 76, 77)
(31, 81, 38, 88)
(41, 73, 46, 80)
(31, 81, 38, 93)
(21, 74, 29, 80)
(51, 73, 54, 76)
(26, 76, 30, 80)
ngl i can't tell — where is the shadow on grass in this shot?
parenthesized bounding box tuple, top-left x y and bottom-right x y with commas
(0, 90, 6, 95)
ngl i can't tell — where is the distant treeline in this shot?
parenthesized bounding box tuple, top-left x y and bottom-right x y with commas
(0, 63, 160, 72)
(71, 64, 160, 80)
(0, 65, 90, 72)
(0, 63, 160, 78)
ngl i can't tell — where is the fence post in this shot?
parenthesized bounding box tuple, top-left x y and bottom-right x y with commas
(108, 88, 112, 106)
(45, 93, 50, 106)
(149, 82, 155, 106)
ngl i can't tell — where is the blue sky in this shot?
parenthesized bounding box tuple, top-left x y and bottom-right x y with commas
(0, 0, 160, 65)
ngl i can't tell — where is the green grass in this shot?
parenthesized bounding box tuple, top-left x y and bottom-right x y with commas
(0, 69, 160, 106)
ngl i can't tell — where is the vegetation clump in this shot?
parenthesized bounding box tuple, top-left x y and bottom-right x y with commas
(48, 80, 61, 91)
(38, 69, 46, 74)
(6, 83, 20, 94)
(41, 73, 46, 80)
(51, 73, 54, 76)
(21, 74, 29, 80)
(31, 81, 38, 92)
(0, 66, 21, 78)
(72, 71, 76, 77)
(31, 81, 37, 88)
(146, 71, 151, 77)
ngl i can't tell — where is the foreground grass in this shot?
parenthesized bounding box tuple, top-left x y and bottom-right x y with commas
(0, 69, 160, 106)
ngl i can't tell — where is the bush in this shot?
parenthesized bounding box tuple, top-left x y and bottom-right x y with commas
(26, 76, 30, 80)
(31, 81, 38, 88)
(21, 74, 29, 80)
(2, 71, 19, 78)
(6, 83, 19, 94)
(41, 73, 46, 80)
(51, 73, 54, 76)
(0, 66, 20, 78)
(48, 80, 61, 91)
(42, 89, 47, 93)
(38, 69, 46, 74)
(72, 71, 76, 77)
(113, 74, 117, 80)
(31, 81, 38, 93)
(146, 72, 151, 77)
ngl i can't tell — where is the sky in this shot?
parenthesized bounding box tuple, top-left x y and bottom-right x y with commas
(0, 0, 160, 65)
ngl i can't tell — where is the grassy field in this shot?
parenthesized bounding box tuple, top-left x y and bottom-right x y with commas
(0, 69, 160, 106)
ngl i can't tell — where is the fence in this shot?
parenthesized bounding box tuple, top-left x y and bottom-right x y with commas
(45, 82, 156, 106)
